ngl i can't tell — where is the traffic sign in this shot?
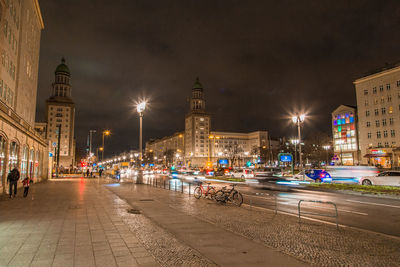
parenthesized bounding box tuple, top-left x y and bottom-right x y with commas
(52, 142, 57, 147)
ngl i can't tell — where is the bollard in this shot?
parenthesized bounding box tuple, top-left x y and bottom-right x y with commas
(175, 180, 177, 191)
(181, 181, 184, 193)
(189, 183, 191, 196)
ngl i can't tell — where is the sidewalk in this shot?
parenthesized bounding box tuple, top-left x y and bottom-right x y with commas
(0, 178, 306, 267)
(0, 179, 159, 267)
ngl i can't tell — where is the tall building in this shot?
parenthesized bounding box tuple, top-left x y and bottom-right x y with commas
(45, 58, 76, 169)
(145, 78, 269, 168)
(331, 105, 359, 165)
(0, 0, 47, 193)
(184, 78, 211, 166)
(354, 63, 400, 168)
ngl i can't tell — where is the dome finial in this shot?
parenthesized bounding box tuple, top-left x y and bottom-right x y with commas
(61, 57, 65, 64)
(193, 77, 203, 90)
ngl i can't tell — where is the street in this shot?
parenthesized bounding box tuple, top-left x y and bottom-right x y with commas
(141, 174, 400, 237)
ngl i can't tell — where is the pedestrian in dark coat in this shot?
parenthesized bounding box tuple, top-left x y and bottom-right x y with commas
(7, 168, 20, 198)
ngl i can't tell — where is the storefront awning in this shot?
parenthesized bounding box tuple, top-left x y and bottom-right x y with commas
(364, 153, 391, 158)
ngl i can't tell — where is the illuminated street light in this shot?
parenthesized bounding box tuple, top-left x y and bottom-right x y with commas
(101, 130, 111, 161)
(291, 114, 306, 173)
(136, 100, 147, 184)
(323, 145, 331, 165)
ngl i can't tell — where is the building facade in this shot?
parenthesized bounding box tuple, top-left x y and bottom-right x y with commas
(0, 0, 47, 193)
(45, 58, 76, 169)
(184, 78, 211, 166)
(145, 132, 184, 166)
(331, 105, 360, 165)
(354, 64, 400, 168)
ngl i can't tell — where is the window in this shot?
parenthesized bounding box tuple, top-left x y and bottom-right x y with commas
(366, 122, 371, 127)
(378, 142, 382, 148)
(386, 84, 391, 90)
(384, 130, 388, 138)
(388, 95, 392, 102)
(375, 120, 380, 127)
(374, 109, 379, 116)
(373, 87, 377, 94)
(390, 118, 394, 125)
(385, 142, 389, 148)
(382, 119, 386, 126)
(364, 89, 368, 95)
(397, 80, 400, 87)
(391, 130, 396, 137)
(366, 110, 370, 117)
(377, 131, 381, 138)
(379, 85, 384, 92)
(389, 106, 393, 114)
(364, 100, 368, 106)
(381, 97, 384, 104)
(374, 98, 378, 105)
(368, 132, 371, 139)
(381, 107, 386, 115)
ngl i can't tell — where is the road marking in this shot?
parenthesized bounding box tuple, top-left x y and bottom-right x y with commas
(246, 194, 369, 216)
(346, 199, 400, 209)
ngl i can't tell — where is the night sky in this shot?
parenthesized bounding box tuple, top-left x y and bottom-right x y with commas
(35, 0, 400, 158)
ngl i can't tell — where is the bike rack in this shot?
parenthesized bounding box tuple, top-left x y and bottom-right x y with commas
(298, 200, 339, 229)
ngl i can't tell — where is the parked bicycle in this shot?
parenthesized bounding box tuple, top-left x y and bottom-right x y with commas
(194, 182, 216, 199)
(215, 184, 243, 206)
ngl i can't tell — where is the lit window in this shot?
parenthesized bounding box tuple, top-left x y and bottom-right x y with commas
(367, 133, 371, 139)
(389, 106, 393, 114)
(377, 131, 381, 138)
(386, 84, 391, 90)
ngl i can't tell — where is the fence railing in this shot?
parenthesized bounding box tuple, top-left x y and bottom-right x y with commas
(298, 200, 339, 229)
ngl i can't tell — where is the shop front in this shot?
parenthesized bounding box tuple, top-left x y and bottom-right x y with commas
(364, 149, 392, 168)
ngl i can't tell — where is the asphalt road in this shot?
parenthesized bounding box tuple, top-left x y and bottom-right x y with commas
(139, 174, 400, 238)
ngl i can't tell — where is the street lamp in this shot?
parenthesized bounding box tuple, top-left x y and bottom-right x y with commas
(323, 145, 331, 166)
(290, 139, 299, 168)
(292, 114, 305, 172)
(136, 100, 146, 184)
(102, 130, 111, 161)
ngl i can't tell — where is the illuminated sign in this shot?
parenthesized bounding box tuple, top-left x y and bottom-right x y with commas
(218, 159, 229, 165)
(280, 155, 292, 162)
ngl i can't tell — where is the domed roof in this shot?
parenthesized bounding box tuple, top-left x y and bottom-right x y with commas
(193, 77, 203, 90)
(55, 57, 70, 74)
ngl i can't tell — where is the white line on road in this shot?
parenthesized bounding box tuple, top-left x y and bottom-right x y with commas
(346, 199, 400, 209)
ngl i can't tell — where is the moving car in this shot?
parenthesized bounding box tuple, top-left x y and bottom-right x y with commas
(231, 169, 254, 178)
(254, 167, 283, 178)
(359, 171, 400, 186)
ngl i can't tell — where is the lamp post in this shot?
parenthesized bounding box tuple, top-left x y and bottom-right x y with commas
(323, 145, 331, 166)
(102, 130, 111, 161)
(291, 139, 299, 169)
(136, 101, 146, 184)
(292, 114, 305, 172)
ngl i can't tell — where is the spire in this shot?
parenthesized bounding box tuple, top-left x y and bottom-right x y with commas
(61, 57, 66, 64)
(193, 77, 203, 90)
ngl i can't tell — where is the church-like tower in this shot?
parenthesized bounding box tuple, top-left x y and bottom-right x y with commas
(184, 78, 211, 167)
(45, 58, 76, 169)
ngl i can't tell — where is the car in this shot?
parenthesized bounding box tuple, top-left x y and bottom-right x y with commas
(359, 171, 400, 186)
(254, 167, 283, 178)
(231, 169, 254, 179)
(302, 169, 332, 183)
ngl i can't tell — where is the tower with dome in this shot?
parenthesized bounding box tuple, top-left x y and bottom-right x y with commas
(45, 58, 76, 170)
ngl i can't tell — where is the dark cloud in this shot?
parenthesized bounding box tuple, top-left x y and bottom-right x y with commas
(36, 0, 400, 158)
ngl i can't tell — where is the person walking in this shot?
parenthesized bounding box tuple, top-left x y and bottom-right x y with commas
(86, 168, 90, 177)
(99, 168, 103, 177)
(22, 177, 33, 197)
(7, 168, 20, 198)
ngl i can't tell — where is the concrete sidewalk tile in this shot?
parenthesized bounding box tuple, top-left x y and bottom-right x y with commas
(135, 256, 158, 266)
(29, 259, 53, 267)
(95, 254, 118, 267)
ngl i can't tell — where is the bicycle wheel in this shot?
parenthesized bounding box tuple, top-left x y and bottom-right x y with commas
(214, 190, 225, 203)
(232, 191, 243, 206)
(194, 186, 202, 199)
(208, 187, 217, 199)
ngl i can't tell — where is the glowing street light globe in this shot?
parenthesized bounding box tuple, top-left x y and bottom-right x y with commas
(137, 102, 146, 113)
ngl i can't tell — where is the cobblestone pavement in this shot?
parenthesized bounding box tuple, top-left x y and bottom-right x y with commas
(108, 182, 400, 266)
(0, 179, 213, 267)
